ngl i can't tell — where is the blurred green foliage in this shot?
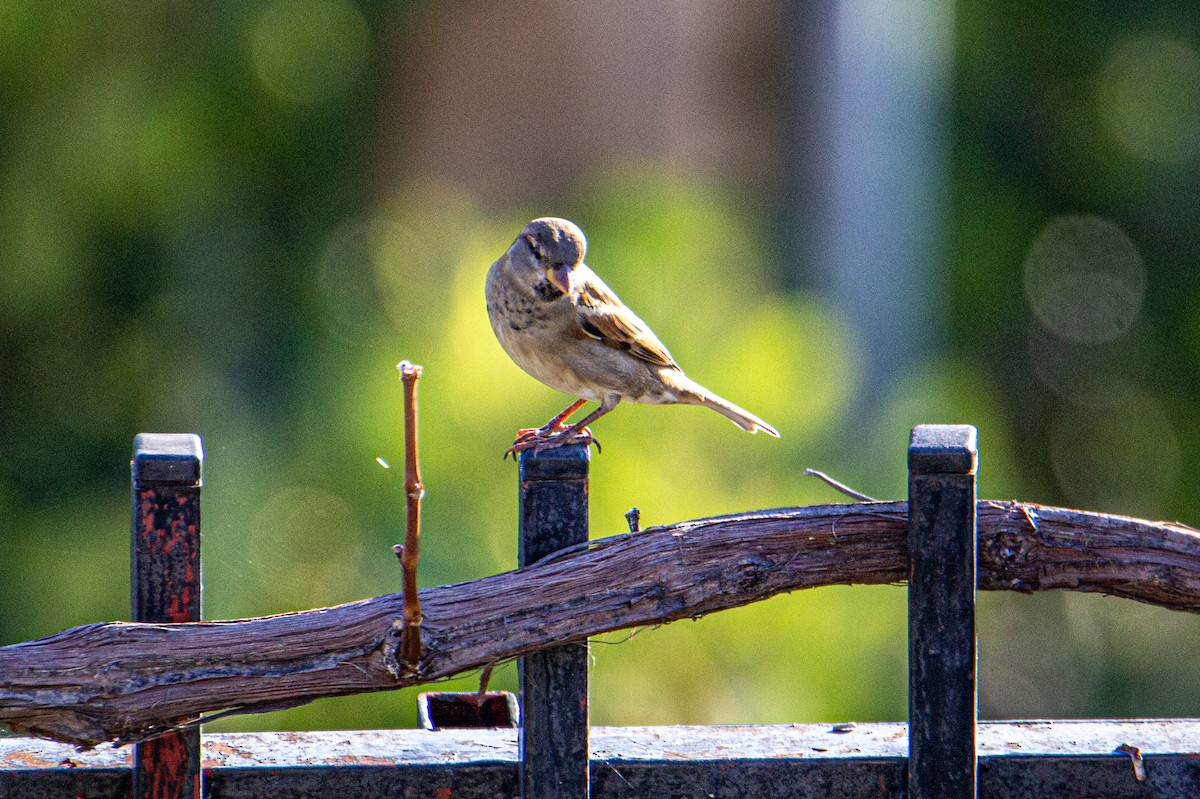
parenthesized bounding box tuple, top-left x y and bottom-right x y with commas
(1, 0, 1199, 739)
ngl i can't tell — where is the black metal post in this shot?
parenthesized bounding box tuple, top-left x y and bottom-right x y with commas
(908, 424, 978, 799)
(518, 443, 590, 799)
(132, 433, 203, 799)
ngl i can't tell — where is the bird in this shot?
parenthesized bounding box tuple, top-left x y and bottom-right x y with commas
(485, 217, 779, 455)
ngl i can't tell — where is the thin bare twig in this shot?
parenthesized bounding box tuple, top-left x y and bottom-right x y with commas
(476, 661, 496, 703)
(804, 468, 878, 502)
(396, 361, 425, 671)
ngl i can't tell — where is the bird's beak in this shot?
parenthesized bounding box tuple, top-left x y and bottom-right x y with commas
(546, 265, 571, 295)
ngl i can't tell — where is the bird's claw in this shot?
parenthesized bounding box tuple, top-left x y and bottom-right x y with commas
(504, 427, 600, 460)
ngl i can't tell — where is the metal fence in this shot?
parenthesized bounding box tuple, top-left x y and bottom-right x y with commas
(0, 424, 1196, 798)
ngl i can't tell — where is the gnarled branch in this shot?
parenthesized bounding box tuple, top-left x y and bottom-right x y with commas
(1, 500, 1198, 748)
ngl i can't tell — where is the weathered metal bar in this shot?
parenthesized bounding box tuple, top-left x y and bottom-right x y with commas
(908, 424, 979, 799)
(0, 721, 1192, 798)
(131, 434, 204, 799)
(518, 443, 591, 799)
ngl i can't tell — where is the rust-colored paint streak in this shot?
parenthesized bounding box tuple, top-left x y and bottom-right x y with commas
(202, 740, 243, 764)
(135, 488, 200, 624)
(140, 733, 198, 799)
(436, 787, 452, 799)
(138, 490, 156, 536)
(0, 750, 77, 769)
(326, 755, 397, 767)
(134, 483, 201, 797)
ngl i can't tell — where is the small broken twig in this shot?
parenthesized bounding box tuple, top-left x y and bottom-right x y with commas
(396, 361, 425, 670)
(1115, 743, 1147, 781)
(625, 506, 641, 533)
(804, 468, 877, 502)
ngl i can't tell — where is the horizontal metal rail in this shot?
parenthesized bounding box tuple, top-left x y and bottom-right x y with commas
(0, 721, 1194, 797)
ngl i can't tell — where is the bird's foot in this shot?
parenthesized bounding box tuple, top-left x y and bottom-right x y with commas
(504, 426, 600, 459)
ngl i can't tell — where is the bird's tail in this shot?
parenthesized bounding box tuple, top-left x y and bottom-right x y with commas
(680, 380, 780, 437)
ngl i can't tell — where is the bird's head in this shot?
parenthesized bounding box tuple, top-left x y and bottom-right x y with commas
(508, 217, 587, 298)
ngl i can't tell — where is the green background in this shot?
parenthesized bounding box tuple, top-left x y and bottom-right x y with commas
(1, 1, 1199, 734)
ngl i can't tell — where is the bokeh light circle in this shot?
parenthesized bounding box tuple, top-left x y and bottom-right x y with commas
(1049, 392, 1180, 518)
(1026, 321, 1141, 408)
(314, 218, 391, 346)
(1022, 215, 1145, 343)
(249, 486, 365, 609)
(250, 0, 369, 104)
(1098, 36, 1200, 165)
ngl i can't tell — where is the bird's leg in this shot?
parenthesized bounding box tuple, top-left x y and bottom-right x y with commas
(507, 395, 619, 456)
(555, 398, 617, 443)
(524, 398, 589, 438)
(509, 398, 588, 447)
(506, 399, 589, 459)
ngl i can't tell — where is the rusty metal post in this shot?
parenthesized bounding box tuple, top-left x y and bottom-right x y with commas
(908, 424, 978, 799)
(132, 433, 203, 799)
(518, 443, 590, 798)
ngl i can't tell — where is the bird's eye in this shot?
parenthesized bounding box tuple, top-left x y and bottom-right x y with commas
(524, 238, 541, 259)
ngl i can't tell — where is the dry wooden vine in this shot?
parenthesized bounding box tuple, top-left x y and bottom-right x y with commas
(0, 500, 1197, 748)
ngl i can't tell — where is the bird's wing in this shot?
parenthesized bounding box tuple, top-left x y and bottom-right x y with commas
(573, 272, 678, 368)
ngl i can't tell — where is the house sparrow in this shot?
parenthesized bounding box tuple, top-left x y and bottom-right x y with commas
(485, 217, 779, 453)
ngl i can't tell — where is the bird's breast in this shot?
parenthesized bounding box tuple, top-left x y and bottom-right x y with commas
(487, 289, 601, 398)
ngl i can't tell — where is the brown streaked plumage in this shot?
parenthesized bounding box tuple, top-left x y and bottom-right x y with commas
(485, 217, 779, 453)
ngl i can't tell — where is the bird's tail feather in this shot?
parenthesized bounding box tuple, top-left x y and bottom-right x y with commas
(687, 387, 780, 437)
